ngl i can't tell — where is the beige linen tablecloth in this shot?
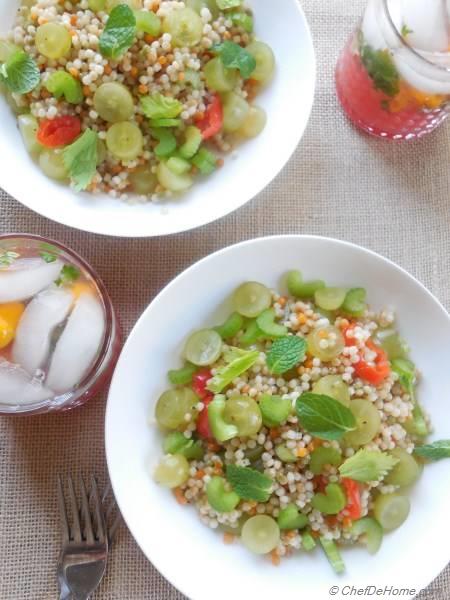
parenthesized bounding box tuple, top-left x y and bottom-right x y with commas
(1, 0, 450, 598)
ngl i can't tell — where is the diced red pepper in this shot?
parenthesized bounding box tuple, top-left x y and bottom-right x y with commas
(341, 478, 362, 520)
(196, 395, 213, 440)
(195, 94, 223, 140)
(342, 325, 390, 385)
(192, 369, 212, 400)
(37, 115, 81, 148)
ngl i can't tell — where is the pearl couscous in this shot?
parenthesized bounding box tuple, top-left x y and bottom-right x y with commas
(152, 270, 447, 572)
(0, 0, 274, 201)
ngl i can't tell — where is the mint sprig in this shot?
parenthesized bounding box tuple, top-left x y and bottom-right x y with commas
(99, 4, 136, 60)
(0, 51, 40, 94)
(266, 335, 306, 375)
(296, 393, 356, 441)
(62, 128, 98, 192)
(55, 264, 80, 287)
(0, 250, 20, 267)
(213, 41, 256, 79)
(225, 464, 272, 502)
(360, 42, 399, 98)
(414, 440, 450, 462)
(339, 449, 399, 482)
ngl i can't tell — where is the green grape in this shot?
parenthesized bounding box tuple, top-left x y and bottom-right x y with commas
(314, 287, 347, 311)
(246, 41, 275, 84)
(312, 375, 350, 406)
(0, 40, 20, 62)
(345, 400, 381, 446)
(96, 138, 107, 166)
(129, 166, 158, 195)
(106, 0, 141, 11)
(155, 387, 198, 429)
(157, 161, 193, 192)
(351, 517, 383, 554)
(384, 447, 422, 488)
(184, 329, 222, 366)
(94, 82, 135, 123)
(35, 23, 72, 59)
(39, 149, 68, 181)
(223, 396, 262, 436)
(206, 476, 240, 513)
(88, 0, 106, 11)
(307, 325, 345, 361)
(186, 0, 219, 19)
(154, 454, 189, 488)
(162, 8, 203, 47)
(373, 493, 410, 531)
(238, 105, 267, 138)
(134, 10, 161, 35)
(233, 281, 272, 318)
(204, 57, 238, 92)
(106, 121, 143, 161)
(222, 92, 250, 133)
(18, 114, 42, 155)
(241, 515, 280, 554)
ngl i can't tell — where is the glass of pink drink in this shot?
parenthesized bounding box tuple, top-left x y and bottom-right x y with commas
(336, 0, 450, 140)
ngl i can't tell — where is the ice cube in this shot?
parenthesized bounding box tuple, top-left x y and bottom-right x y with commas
(393, 47, 450, 94)
(401, 0, 448, 52)
(0, 359, 54, 405)
(362, 0, 403, 50)
(0, 258, 63, 303)
(46, 293, 105, 393)
(12, 288, 73, 376)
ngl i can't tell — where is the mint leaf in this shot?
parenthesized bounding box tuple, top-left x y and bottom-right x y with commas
(141, 93, 183, 120)
(206, 349, 259, 394)
(216, 0, 242, 9)
(413, 440, 450, 461)
(392, 358, 415, 393)
(225, 464, 272, 502)
(0, 250, 20, 267)
(360, 42, 399, 97)
(339, 449, 399, 482)
(40, 251, 57, 263)
(266, 335, 306, 375)
(401, 24, 413, 37)
(55, 264, 80, 287)
(99, 4, 136, 60)
(214, 41, 256, 79)
(229, 12, 253, 33)
(0, 51, 40, 94)
(296, 393, 356, 441)
(62, 128, 98, 191)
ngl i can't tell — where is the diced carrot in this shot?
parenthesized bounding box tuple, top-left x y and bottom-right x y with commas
(278, 296, 287, 307)
(270, 550, 281, 566)
(83, 86, 92, 96)
(195, 469, 205, 480)
(130, 66, 139, 78)
(269, 427, 281, 440)
(138, 84, 149, 94)
(70, 15, 77, 25)
(296, 447, 308, 458)
(144, 34, 155, 44)
(104, 64, 112, 75)
(158, 56, 167, 66)
(223, 532, 235, 545)
(69, 67, 79, 79)
(173, 488, 187, 505)
(297, 313, 307, 325)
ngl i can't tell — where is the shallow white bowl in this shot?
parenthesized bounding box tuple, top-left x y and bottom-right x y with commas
(0, 1, 315, 237)
(106, 235, 450, 600)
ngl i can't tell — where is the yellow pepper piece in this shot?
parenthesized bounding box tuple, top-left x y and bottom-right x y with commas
(0, 302, 25, 349)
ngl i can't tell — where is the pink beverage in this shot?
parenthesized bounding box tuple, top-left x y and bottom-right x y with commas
(0, 235, 121, 414)
(336, 0, 450, 139)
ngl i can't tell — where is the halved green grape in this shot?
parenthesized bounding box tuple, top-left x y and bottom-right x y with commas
(215, 312, 244, 340)
(206, 476, 240, 513)
(312, 375, 350, 407)
(259, 394, 291, 427)
(162, 7, 203, 47)
(233, 281, 272, 318)
(351, 517, 383, 554)
(375, 329, 409, 360)
(157, 161, 193, 192)
(319, 538, 345, 574)
(106, 121, 143, 161)
(106, 0, 141, 10)
(246, 41, 275, 84)
(204, 57, 238, 92)
(179, 125, 202, 159)
(222, 92, 250, 133)
(373, 493, 410, 531)
(345, 400, 381, 446)
(96, 138, 107, 165)
(154, 454, 189, 488)
(39, 149, 68, 180)
(238, 105, 267, 138)
(256, 308, 287, 337)
(384, 447, 422, 488)
(134, 10, 161, 35)
(341, 288, 367, 317)
(275, 444, 297, 463)
(168, 363, 197, 386)
(286, 270, 325, 299)
(311, 483, 346, 515)
(167, 156, 191, 175)
(186, 0, 219, 19)
(88, 0, 106, 11)
(0, 40, 20, 62)
(155, 387, 198, 429)
(94, 82, 134, 123)
(241, 515, 280, 554)
(223, 396, 262, 436)
(184, 328, 222, 366)
(129, 166, 158, 194)
(309, 446, 342, 475)
(35, 23, 72, 59)
(307, 325, 345, 361)
(277, 504, 308, 530)
(18, 114, 41, 154)
(314, 287, 346, 311)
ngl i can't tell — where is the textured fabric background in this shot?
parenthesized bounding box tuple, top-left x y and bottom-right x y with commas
(0, 0, 449, 598)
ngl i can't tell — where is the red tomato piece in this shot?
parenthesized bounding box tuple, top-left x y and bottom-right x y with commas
(354, 340, 390, 385)
(37, 116, 81, 148)
(341, 478, 362, 520)
(192, 369, 212, 400)
(196, 395, 213, 440)
(195, 94, 223, 140)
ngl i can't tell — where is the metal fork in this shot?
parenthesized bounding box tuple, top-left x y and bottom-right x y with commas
(57, 475, 109, 600)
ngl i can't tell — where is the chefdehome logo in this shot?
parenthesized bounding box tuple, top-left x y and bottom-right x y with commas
(328, 584, 445, 597)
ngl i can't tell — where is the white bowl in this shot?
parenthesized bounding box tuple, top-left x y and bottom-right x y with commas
(0, 1, 315, 237)
(106, 235, 450, 600)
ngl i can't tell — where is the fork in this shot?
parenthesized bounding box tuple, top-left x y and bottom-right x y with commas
(57, 475, 109, 600)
